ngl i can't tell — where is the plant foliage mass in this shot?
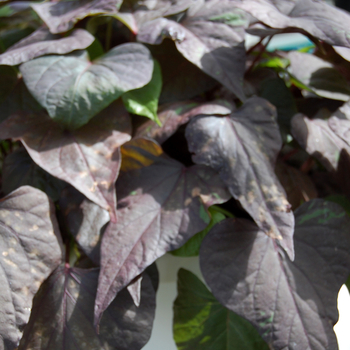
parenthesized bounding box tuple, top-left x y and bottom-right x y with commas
(0, 0, 350, 349)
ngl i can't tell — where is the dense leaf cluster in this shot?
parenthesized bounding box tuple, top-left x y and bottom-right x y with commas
(0, 0, 350, 349)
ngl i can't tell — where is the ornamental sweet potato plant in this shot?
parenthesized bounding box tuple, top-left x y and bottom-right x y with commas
(1, 0, 350, 349)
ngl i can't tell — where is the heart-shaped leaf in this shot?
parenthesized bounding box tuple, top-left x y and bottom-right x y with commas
(19, 266, 156, 350)
(94, 137, 230, 325)
(0, 101, 132, 221)
(0, 186, 63, 349)
(59, 186, 110, 265)
(185, 96, 295, 259)
(200, 199, 350, 350)
(3, 148, 67, 201)
(137, 0, 247, 101)
(234, 0, 350, 48)
(136, 100, 232, 144)
(174, 268, 269, 350)
(0, 28, 94, 66)
(20, 43, 153, 129)
(32, 0, 122, 34)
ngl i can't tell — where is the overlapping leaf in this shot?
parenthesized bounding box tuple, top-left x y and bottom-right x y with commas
(137, 0, 247, 101)
(20, 43, 153, 129)
(173, 268, 269, 350)
(233, 0, 350, 48)
(170, 206, 226, 257)
(59, 187, 110, 264)
(136, 100, 232, 144)
(32, 0, 122, 34)
(122, 59, 162, 124)
(0, 186, 63, 349)
(0, 101, 132, 221)
(289, 52, 350, 101)
(275, 162, 317, 209)
(0, 28, 94, 66)
(3, 148, 67, 201)
(149, 40, 218, 104)
(19, 266, 156, 350)
(200, 199, 350, 350)
(185, 96, 295, 259)
(94, 137, 230, 325)
(291, 107, 350, 171)
(0, 73, 42, 123)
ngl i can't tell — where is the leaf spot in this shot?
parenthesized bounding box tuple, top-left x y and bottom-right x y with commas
(29, 225, 39, 232)
(192, 187, 201, 197)
(184, 198, 192, 206)
(3, 258, 17, 268)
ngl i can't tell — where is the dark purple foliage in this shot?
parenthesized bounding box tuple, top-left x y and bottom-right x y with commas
(0, 0, 350, 349)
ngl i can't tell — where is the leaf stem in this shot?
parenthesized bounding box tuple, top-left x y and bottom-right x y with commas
(245, 36, 272, 76)
(210, 205, 235, 218)
(105, 18, 113, 52)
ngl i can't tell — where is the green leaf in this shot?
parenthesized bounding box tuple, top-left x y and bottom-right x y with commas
(122, 60, 162, 125)
(86, 37, 105, 61)
(325, 195, 350, 216)
(20, 43, 153, 130)
(171, 206, 226, 257)
(173, 269, 270, 350)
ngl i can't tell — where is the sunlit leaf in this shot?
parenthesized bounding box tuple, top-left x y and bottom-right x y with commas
(234, 0, 350, 48)
(19, 266, 156, 350)
(0, 28, 94, 66)
(0, 186, 63, 349)
(122, 60, 162, 124)
(94, 138, 230, 325)
(136, 100, 232, 144)
(289, 52, 350, 101)
(32, 0, 122, 34)
(201, 199, 350, 350)
(20, 43, 153, 129)
(0, 101, 132, 221)
(186, 96, 295, 259)
(137, 0, 247, 101)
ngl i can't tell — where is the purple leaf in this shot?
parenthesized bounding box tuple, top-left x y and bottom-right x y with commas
(0, 101, 132, 222)
(186, 96, 295, 259)
(150, 40, 218, 104)
(137, 0, 247, 101)
(0, 74, 42, 123)
(275, 162, 317, 210)
(136, 100, 233, 144)
(234, 0, 350, 48)
(0, 28, 94, 66)
(20, 43, 153, 130)
(59, 187, 110, 265)
(94, 137, 230, 325)
(32, 0, 122, 34)
(289, 52, 350, 101)
(200, 199, 350, 350)
(0, 186, 63, 349)
(291, 111, 350, 172)
(3, 148, 67, 201)
(19, 266, 156, 350)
